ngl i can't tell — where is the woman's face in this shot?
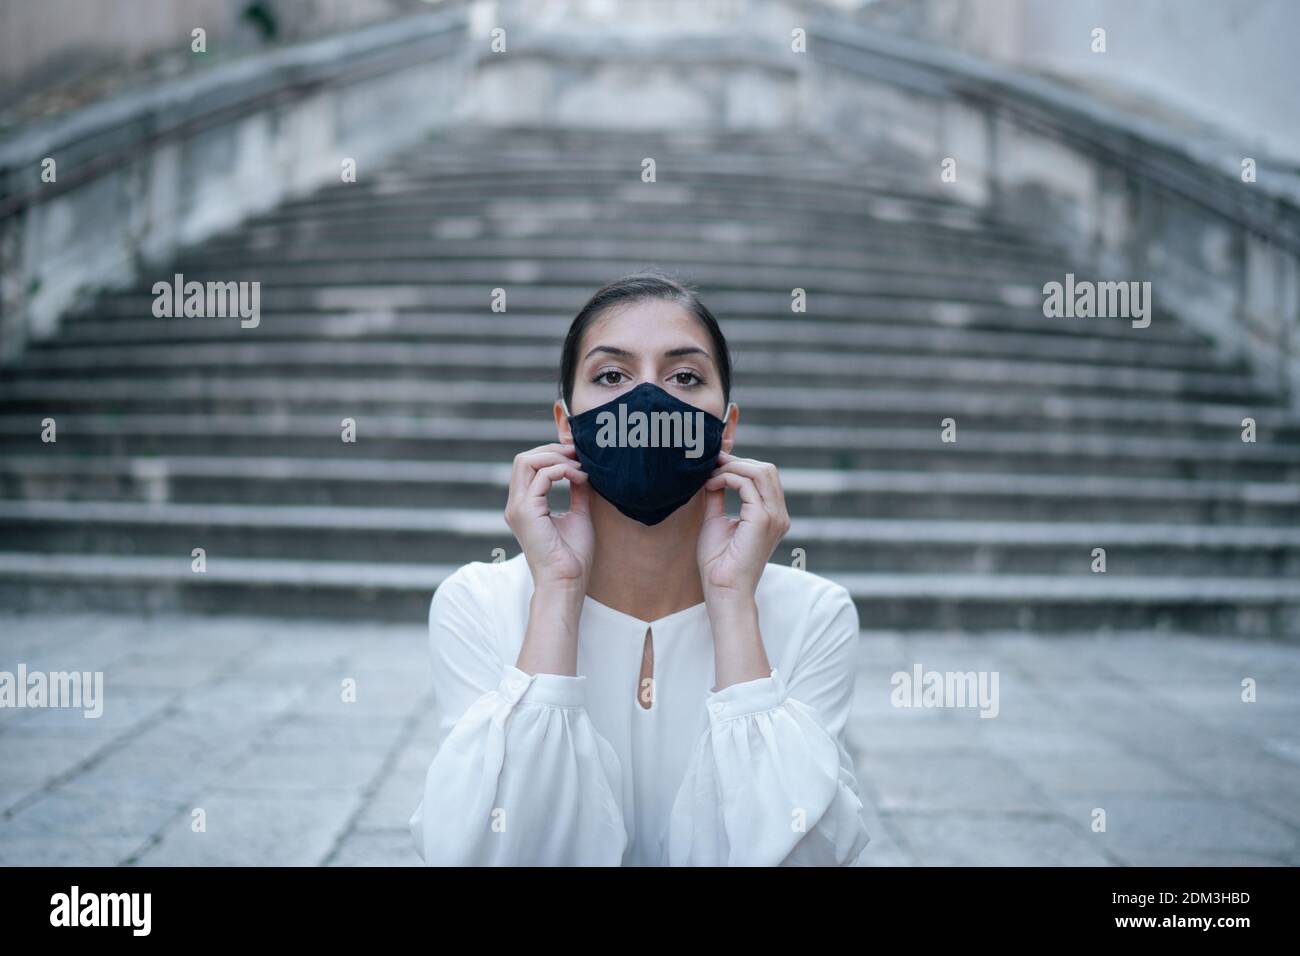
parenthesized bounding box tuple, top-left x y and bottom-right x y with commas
(555, 299, 737, 448)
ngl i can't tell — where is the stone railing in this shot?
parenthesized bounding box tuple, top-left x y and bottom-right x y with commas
(0, 6, 470, 359)
(799, 13, 1300, 406)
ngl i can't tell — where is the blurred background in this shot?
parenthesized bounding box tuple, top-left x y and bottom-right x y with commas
(1, 0, 1298, 867)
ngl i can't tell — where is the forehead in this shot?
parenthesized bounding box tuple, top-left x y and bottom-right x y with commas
(581, 299, 711, 352)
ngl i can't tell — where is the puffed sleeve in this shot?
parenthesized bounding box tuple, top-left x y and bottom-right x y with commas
(667, 582, 871, 866)
(408, 567, 628, 865)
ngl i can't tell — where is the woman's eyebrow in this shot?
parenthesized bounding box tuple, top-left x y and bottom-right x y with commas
(582, 344, 714, 365)
(583, 345, 634, 361)
(664, 346, 715, 367)
(664, 346, 709, 358)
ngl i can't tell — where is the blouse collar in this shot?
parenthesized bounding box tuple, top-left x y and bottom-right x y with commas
(581, 593, 711, 633)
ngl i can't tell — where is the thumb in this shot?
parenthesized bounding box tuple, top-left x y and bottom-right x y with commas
(568, 473, 591, 516)
(702, 479, 726, 521)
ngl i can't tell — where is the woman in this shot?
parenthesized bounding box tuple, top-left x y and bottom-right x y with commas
(409, 272, 870, 866)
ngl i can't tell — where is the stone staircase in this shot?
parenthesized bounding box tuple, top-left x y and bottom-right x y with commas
(2, 125, 1299, 633)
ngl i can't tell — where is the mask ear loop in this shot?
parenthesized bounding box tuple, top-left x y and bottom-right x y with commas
(560, 398, 576, 448)
(719, 401, 736, 457)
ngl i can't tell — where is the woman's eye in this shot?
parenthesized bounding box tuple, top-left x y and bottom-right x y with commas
(670, 370, 703, 386)
(593, 369, 626, 386)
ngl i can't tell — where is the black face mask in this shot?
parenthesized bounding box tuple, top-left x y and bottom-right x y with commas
(564, 382, 732, 526)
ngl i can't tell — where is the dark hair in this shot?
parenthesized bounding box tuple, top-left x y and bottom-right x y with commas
(558, 271, 733, 408)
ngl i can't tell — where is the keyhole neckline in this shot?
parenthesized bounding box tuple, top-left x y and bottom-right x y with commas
(582, 594, 709, 631)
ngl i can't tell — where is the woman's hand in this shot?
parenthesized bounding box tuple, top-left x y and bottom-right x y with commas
(697, 452, 792, 604)
(509, 443, 592, 677)
(504, 443, 593, 594)
(697, 452, 786, 689)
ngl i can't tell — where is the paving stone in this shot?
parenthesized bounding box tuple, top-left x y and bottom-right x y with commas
(849, 712, 987, 755)
(887, 812, 1113, 866)
(259, 713, 407, 751)
(173, 682, 302, 726)
(852, 836, 913, 867)
(0, 836, 143, 867)
(94, 655, 231, 691)
(134, 789, 363, 866)
(859, 750, 1053, 813)
(328, 829, 423, 867)
(221, 746, 390, 792)
(1007, 751, 1203, 796)
(1177, 752, 1300, 829)
(357, 767, 426, 831)
(1111, 847, 1291, 866)
(393, 738, 441, 777)
(2, 788, 183, 839)
(1261, 735, 1300, 767)
(0, 785, 34, 814)
(974, 700, 1126, 757)
(1048, 794, 1300, 856)
(0, 693, 165, 745)
(290, 674, 423, 718)
(0, 735, 108, 787)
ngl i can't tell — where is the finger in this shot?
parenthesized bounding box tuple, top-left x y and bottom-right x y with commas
(518, 451, 580, 476)
(568, 471, 591, 516)
(709, 458, 783, 515)
(515, 443, 577, 465)
(526, 462, 586, 505)
(709, 472, 766, 522)
(702, 476, 727, 520)
(716, 450, 754, 466)
(516, 446, 578, 471)
(711, 455, 773, 479)
(517, 443, 577, 469)
(510, 449, 581, 497)
(516, 463, 584, 521)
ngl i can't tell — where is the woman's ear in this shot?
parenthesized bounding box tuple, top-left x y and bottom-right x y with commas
(554, 399, 573, 443)
(721, 401, 738, 454)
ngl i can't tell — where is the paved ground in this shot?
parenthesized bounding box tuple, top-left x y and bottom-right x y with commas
(2, 612, 1299, 866)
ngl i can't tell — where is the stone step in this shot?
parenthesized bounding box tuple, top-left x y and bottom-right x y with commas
(93, 266, 1060, 313)
(176, 233, 1070, 280)
(44, 312, 1229, 372)
(8, 415, 1296, 479)
(0, 376, 1274, 419)
(326, 146, 938, 187)
(260, 179, 1007, 232)
(374, 151, 895, 176)
(5, 380, 1289, 441)
(386, 130, 895, 167)
(69, 283, 1203, 345)
(233, 198, 1028, 251)
(0, 552, 1294, 633)
(254, 170, 996, 224)
(11, 343, 1259, 401)
(390, 123, 869, 155)
(197, 216, 1071, 271)
(7, 455, 1298, 523)
(145, 251, 1068, 295)
(4, 501, 1299, 578)
(281, 165, 966, 208)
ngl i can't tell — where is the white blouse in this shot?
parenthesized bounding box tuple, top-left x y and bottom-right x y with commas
(408, 553, 871, 866)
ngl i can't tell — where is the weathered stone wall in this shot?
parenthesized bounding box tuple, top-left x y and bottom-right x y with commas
(0, 10, 468, 359)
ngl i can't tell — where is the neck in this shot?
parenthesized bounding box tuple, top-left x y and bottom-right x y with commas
(586, 493, 705, 621)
